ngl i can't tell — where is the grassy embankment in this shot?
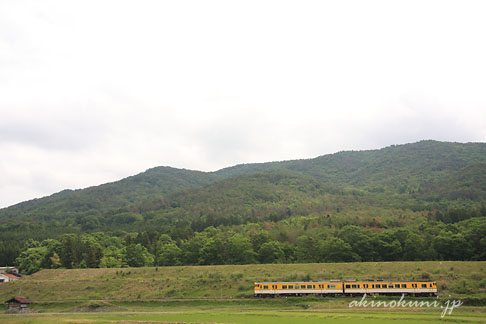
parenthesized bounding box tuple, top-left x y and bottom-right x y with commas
(1, 261, 486, 323)
(1, 261, 485, 302)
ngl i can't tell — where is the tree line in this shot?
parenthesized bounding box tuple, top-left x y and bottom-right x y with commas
(14, 216, 486, 274)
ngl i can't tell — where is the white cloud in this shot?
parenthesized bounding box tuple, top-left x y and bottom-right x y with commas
(0, 0, 485, 207)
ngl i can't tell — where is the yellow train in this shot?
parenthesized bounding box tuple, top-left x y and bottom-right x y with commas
(254, 280, 437, 296)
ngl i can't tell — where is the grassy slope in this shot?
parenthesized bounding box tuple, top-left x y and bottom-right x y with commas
(0, 261, 485, 302)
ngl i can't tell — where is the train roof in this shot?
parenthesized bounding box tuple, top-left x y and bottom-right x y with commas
(255, 281, 341, 284)
(255, 280, 436, 284)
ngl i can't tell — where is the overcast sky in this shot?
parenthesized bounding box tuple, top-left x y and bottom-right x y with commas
(1, 0, 485, 208)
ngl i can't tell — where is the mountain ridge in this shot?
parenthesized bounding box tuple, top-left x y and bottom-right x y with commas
(1, 140, 485, 216)
(2, 140, 485, 267)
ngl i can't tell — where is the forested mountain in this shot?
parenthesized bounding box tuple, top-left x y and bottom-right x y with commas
(0, 166, 219, 222)
(1, 140, 486, 271)
(217, 140, 486, 199)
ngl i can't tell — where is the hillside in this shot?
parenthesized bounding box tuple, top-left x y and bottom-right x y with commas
(2, 140, 485, 223)
(0, 166, 219, 222)
(218, 141, 486, 198)
(0, 261, 485, 301)
(1, 140, 486, 269)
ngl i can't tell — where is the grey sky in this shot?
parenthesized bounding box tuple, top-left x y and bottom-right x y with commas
(1, 0, 485, 208)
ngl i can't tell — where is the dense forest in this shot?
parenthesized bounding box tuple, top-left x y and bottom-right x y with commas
(1, 140, 486, 274)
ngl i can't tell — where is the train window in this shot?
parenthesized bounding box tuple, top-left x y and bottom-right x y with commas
(307, 285, 312, 289)
(295, 284, 300, 289)
(382, 284, 387, 288)
(289, 285, 293, 289)
(376, 284, 381, 288)
(401, 284, 406, 288)
(429, 284, 433, 288)
(329, 285, 336, 289)
(346, 285, 350, 288)
(351, 284, 357, 288)
(372, 284, 375, 288)
(264, 286, 268, 289)
(283, 285, 287, 289)
(422, 284, 427, 288)
(313, 285, 316, 289)
(389, 284, 394, 288)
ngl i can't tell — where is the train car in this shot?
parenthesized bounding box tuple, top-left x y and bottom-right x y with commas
(343, 280, 437, 296)
(254, 280, 437, 297)
(254, 281, 343, 296)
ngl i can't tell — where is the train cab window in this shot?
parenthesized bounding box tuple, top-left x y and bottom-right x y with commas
(422, 284, 427, 288)
(346, 284, 351, 288)
(283, 285, 287, 289)
(401, 284, 406, 288)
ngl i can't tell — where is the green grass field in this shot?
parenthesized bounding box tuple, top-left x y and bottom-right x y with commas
(1, 261, 485, 301)
(1, 261, 485, 323)
(0, 299, 485, 324)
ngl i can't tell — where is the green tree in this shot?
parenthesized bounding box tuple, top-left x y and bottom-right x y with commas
(198, 236, 225, 265)
(339, 226, 378, 261)
(156, 234, 182, 266)
(317, 237, 359, 262)
(226, 233, 256, 264)
(60, 234, 82, 268)
(40, 238, 63, 269)
(258, 241, 285, 264)
(433, 231, 473, 260)
(294, 235, 318, 262)
(15, 240, 48, 274)
(125, 243, 154, 267)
